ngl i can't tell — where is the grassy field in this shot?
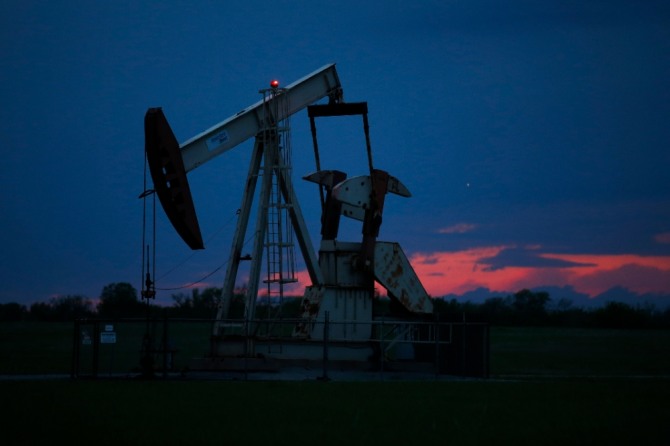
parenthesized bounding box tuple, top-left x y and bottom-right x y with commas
(1, 378, 668, 445)
(491, 326, 670, 377)
(1, 322, 669, 444)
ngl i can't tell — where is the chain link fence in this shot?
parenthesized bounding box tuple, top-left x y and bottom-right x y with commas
(71, 316, 489, 379)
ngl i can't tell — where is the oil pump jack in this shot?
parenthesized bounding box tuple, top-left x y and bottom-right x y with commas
(145, 64, 435, 370)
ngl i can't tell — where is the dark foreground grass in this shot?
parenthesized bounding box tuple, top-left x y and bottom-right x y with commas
(1, 378, 668, 445)
(0, 322, 74, 374)
(491, 327, 670, 376)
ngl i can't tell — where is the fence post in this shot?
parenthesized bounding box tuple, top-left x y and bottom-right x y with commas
(485, 324, 490, 379)
(379, 316, 384, 379)
(321, 311, 329, 381)
(461, 313, 467, 377)
(244, 318, 249, 381)
(434, 314, 440, 378)
(71, 319, 80, 378)
(92, 320, 100, 379)
(162, 314, 168, 379)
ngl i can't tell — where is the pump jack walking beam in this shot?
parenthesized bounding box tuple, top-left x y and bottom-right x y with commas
(145, 64, 342, 250)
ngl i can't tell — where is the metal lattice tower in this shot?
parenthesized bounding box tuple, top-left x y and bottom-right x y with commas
(259, 86, 298, 318)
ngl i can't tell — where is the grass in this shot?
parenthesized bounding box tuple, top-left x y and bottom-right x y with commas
(1, 379, 668, 445)
(0, 320, 215, 375)
(1, 322, 669, 444)
(0, 321, 74, 374)
(491, 326, 670, 376)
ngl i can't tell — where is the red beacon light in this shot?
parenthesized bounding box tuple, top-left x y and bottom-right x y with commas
(270, 79, 280, 89)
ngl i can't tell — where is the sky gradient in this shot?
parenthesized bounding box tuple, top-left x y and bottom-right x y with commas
(2, 1, 669, 307)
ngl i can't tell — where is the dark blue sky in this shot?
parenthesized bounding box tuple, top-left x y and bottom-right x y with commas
(2, 1, 669, 305)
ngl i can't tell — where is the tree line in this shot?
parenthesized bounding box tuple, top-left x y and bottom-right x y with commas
(430, 289, 670, 329)
(0, 283, 143, 322)
(2, 283, 669, 329)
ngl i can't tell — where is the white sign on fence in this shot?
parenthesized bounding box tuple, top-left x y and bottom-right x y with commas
(100, 331, 117, 344)
(81, 330, 92, 345)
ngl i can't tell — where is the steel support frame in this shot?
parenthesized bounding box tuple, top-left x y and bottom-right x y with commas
(213, 135, 324, 344)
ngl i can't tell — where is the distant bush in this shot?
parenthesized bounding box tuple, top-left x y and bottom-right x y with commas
(433, 290, 670, 329)
(97, 282, 144, 318)
(26, 295, 94, 321)
(592, 301, 652, 329)
(0, 302, 27, 321)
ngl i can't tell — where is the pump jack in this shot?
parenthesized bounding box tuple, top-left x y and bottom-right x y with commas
(145, 64, 435, 370)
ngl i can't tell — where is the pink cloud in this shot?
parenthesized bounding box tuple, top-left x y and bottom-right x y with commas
(545, 254, 670, 296)
(209, 248, 670, 301)
(407, 250, 670, 298)
(257, 270, 312, 297)
(408, 247, 529, 296)
(571, 263, 670, 296)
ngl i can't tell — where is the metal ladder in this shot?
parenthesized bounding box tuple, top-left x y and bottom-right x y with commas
(260, 87, 298, 341)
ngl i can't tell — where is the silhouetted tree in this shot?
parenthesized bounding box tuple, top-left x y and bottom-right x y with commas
(0, 302, 27, 321)
(660, 307, 670, 328)
(171, 287, 222, 318)
(480, 297, 514, 325)
(279, 296, 302, 318)
(593, 301, 650, 329)
(433, 298, 471, 321)
(97, 282, 142, 318)
(511, 289, 550, 325)
(430, 290, 670, 328)
(169, 287, 251, 318)
(547, 298, 589, 326)
(29, 302, 53, 321)
(49, 295, 94, 321)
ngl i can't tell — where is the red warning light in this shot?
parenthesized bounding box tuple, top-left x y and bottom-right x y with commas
(270, 79, 280, 89)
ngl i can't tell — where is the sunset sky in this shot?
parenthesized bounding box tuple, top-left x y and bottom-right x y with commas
(2, 1, 669, 307)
